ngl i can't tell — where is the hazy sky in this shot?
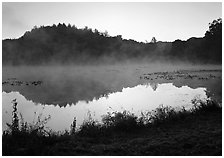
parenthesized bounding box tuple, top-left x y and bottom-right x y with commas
(2, 2, 222, 42)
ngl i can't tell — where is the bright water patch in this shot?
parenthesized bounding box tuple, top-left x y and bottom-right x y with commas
(2, 83, 208, 132)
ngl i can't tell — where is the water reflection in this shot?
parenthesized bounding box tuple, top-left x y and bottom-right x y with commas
(3, 67, 221, 107)
(2, 83, 208, 132)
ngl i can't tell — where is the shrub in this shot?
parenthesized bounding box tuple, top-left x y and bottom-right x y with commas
(191, 99, 221, 113)
(102, 110, 139, 132)
(78, 120, 102, 137)
(77, 111, 102, 137)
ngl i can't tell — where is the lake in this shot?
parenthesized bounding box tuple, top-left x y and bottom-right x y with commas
(2, 64, 222, 132)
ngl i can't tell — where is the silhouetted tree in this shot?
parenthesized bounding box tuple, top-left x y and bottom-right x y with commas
(205, 18, 222, 38)
(2, 19, 222, 65)
(151, 37, 157, 43)
(203, 18, 222, 62)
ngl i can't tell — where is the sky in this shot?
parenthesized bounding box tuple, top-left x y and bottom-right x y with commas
(2, 2, 222, 42)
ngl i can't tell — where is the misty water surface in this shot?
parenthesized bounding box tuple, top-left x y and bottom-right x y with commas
(2, 64, 221, 131)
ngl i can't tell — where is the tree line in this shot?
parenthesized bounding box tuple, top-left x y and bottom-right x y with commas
(2, 18, 222, 65)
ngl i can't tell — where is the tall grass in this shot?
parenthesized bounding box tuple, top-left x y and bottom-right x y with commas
(4, 98, 221, 137)
(2, 98, 221, 155)
(3, 99, 51, 137)
(77, 99, 221, 136)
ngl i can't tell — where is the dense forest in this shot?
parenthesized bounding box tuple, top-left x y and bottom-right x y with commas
(2, 18, 222, 65)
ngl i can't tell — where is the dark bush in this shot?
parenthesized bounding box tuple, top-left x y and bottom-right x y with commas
(102, 110, 139, 132)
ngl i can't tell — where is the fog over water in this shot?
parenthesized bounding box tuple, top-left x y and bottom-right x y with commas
(2, 63, 222, 131)
(2, 63, 221, 105)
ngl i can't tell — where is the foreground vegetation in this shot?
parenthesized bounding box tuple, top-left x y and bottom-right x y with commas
(2, 99, 222, 156)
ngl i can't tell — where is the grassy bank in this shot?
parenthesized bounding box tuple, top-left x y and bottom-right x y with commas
(2, 100, 222, 156)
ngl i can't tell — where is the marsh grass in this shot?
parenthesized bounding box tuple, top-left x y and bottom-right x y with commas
(2, 98, 222, 155)
(4, 99, 51, 137)
(77, 99, 221, 137)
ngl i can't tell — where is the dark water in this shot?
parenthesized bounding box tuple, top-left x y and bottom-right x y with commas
(2, 64, 222, 132)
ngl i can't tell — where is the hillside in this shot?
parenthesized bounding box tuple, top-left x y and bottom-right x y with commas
(2, 18, 222, 65)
